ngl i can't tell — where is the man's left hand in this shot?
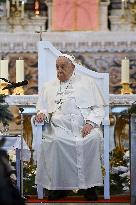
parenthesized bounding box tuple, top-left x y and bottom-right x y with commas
(82, 123, 94, 137)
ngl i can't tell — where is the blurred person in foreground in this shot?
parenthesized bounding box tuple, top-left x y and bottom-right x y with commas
(35, 54, 105, 201)
(0, 138, 25, 205)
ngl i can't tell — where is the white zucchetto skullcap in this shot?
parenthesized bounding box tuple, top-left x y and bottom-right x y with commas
(58, 54, 76, 65)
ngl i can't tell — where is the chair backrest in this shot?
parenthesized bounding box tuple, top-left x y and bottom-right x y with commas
(38, 41, 109, 124)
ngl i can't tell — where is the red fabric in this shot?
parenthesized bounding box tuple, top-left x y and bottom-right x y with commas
(27, 195, 130, 203)
(52, 0, 99, 31)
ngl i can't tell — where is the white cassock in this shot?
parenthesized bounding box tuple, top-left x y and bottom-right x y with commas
(35, 72, 105, 190)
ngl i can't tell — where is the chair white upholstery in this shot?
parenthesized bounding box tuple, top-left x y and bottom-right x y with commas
(32, 41, 110, 199)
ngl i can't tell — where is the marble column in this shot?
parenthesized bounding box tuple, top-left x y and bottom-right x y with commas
(130, 115, 136, 205)
(99, 0, 110, 31)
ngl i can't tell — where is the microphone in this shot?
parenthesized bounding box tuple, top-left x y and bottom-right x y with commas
(2, 80, 28, 90)
(0, 77, 13, 84)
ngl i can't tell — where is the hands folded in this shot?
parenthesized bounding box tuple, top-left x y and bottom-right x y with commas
(35, 113, 45, 123)
(81, 123, 94, 137)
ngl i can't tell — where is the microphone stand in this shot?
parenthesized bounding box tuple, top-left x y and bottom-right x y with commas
(4, 84, 27, 198)
(19, 107, 24, 198)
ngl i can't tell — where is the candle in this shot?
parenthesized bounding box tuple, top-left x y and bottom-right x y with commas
(6, 0, 10, 18)
(16, 0, 19, 8)
(121, 0, 125, 15)
(12, 0, 15, 5)
(16, 59, 24, 82)
(0, 60, 9, 82)
(21, 1, 24, 19)
(121, 57, 129, 83)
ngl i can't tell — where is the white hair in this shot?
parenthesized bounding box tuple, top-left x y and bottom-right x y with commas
(58, 54, 76, 65)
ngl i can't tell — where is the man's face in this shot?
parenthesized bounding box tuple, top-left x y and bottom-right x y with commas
(56, 57, 75, 82)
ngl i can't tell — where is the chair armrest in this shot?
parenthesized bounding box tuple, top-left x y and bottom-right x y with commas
(31, 115, 44, 162)
(102, 119, 110, 126)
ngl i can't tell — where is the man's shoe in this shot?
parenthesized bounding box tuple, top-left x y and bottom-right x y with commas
(48, 190, 68, 200)
(84, 187, 98, 201)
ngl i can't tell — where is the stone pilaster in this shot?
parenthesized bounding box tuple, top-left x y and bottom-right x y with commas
(99, 0, 110, 31)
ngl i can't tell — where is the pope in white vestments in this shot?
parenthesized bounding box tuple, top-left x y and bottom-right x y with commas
(35, 54, 105, 201)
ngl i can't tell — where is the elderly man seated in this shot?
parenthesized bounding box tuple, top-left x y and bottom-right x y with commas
(35, 54, 105, 201)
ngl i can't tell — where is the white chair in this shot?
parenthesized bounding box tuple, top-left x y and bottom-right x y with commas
(32, 41, 110, 199)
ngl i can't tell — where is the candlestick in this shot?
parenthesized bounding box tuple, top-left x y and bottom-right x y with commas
(121, 57, 129, 83)
(21, 1, 24, 19)
(121, 83, 132, 95)
(16, 59, 24, 82)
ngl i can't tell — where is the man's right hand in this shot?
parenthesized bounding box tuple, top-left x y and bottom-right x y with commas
(35, 113, 45, 123)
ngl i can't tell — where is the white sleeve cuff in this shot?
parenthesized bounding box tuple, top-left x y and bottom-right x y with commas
(85, 120, 98, 128)
(37, 109, 47, 115)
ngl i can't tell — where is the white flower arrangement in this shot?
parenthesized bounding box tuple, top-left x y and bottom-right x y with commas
(8, 150, 16, 162)
(123, 150, 129, 160)
(112, 165, 128, 174)
(110, 149, 130, 193)
(119, 170, 130, 178)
